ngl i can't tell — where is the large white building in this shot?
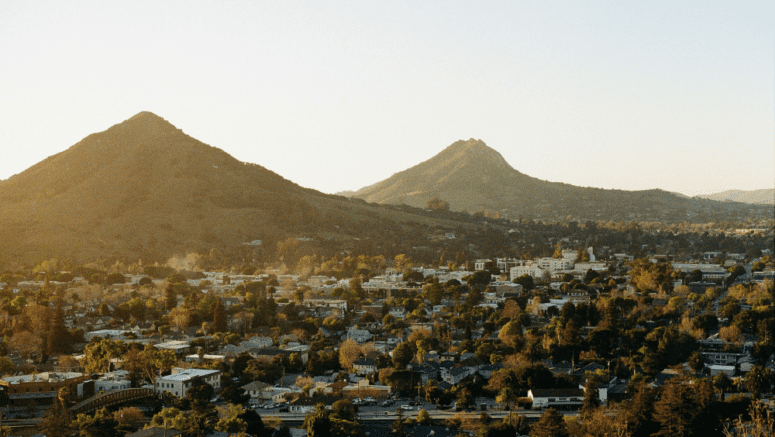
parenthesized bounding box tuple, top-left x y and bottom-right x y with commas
(509, 263, 546, 280)
(154, 368, 221, 398)
(536, 257, 574, 271)
(671, 263, 729, 281)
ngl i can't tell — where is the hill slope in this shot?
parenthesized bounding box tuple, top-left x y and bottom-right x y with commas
(351, 139, 772, 223)
(696, 189, 774, 205)
(0, 112, 459, 265)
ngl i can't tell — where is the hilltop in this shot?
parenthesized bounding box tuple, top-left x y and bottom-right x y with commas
(351, 139, 773, 223)
(695, 188, 775, 205)
(0, 112, 465, 265)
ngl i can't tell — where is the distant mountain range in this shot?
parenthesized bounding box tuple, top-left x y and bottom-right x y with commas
(695, 189, 774, 205)
(0, 112, 457, 265)
(349, 139, 772, 223)
(1, 116, 770, 266)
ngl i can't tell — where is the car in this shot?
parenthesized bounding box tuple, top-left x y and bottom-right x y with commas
(400, 405, 413, 411)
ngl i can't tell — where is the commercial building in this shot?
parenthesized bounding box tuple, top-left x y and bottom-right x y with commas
(154, 368, 221, 398)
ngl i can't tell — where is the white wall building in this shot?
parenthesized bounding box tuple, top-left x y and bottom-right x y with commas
(154, 368, 221, 398)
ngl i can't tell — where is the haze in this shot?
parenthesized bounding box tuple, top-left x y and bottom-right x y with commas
(1, 1, 772, 197)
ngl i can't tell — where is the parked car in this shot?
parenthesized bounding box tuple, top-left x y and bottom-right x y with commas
(400, 405, 413, 411)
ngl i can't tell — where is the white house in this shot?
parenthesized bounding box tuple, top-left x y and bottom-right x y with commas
(154, 368, 221, 398)
(344, 327, 373, 344)
(352, 358, 377, 375)
(241, 381, 272, 405)
(528, 388, 585, 409)
(94, 370, 131, 393)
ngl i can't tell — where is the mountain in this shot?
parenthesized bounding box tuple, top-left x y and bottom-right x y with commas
(351, 139, 773, 223)
(0, 112, 459, 265)
(695, 189, 775, 205)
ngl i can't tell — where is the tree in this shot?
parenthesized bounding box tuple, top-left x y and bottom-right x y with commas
(713, 372, 732, 401)
(38, 405, 73, 437)
(331, 399, 358, 422)
(0, 357, 13, 376)
(651, 379, 713, 437)
(512, 274, 534, 291)
(745, 365, 772, 400)
(8, 331, 38, 359)
(392, 342, 414, 369)
(105, 272, 126, 285)
(113, 407, 145, 433)
(216, 404, 248, 435)
(530, 408, 569, 437)
(416, 408, 431, 425)
(82, 339, 126, 374)
(220, 383, 250, 405)
(498, 320, 523, 349)
(495, 387, 516, 410)
(165, 284, 177, 311)
(47, 301, 70, 355)
(392, 407, 406, 437)
(213, 299, 227, 333)
(187, 379, 215, 413)
(72, 407, 119, 437)
(169, 306, 191, 331)
(722, 402, 774, 437)
(688, 351, 705, 375)
(303, 404, 332, 437)
(339, 339, 362, 371)
(465, 271, 492, 287)
(581, 380, 600, 417)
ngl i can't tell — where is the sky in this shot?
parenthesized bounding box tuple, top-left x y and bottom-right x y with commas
(1, 1, 773, 197)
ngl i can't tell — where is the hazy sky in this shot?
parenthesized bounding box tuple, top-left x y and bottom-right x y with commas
(1, 1, 773, 197)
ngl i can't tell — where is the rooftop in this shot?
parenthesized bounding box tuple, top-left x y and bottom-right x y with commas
(158, 369, 219, 382)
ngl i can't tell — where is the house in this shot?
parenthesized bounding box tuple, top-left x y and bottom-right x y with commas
(263, 386, 295, 403)
(443, 366, 478, 385)
(474, 259, 494, 271)
(352, 358, 377, 375)
(342, 379, 391, 398)
(84, 329, 133, 341)
(0, 372, 92, 406)
(154, 368, 221, 398)
(241, 381, 272, 404)
(477, 363, 503, 379)
(708, 365, 735, 377)
(528, 388, 585, 409)
(185, 354, 226, 363)
(95, 370, 131, 393)
(343, 327, 373, 344)
(153, 340, 191, 356)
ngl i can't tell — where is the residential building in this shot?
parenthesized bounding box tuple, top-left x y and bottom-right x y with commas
(154, 368, 221, 398)
(528, 388, 585, 409)
(0, 372, 91, 406)
(352, 358, 377, 375)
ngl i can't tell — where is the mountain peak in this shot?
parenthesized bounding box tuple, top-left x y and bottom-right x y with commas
(440, 138, 511, 169)
(110, 111, 180, 137)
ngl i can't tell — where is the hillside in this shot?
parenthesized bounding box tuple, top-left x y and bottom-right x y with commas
(695, 189, 774, 205)
(0, 112, 463, 265)
(351, 139, 773, 223)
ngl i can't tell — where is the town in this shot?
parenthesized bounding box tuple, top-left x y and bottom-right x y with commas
(0, 228, 772, 437)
